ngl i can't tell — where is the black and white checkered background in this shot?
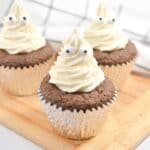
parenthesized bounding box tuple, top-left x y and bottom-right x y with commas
(0, 0, 150, 75)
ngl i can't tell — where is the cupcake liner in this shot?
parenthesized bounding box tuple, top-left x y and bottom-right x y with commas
(100, 60, 135, 91)
(0, 55, 56, 96)
(38, 89, 117, 140)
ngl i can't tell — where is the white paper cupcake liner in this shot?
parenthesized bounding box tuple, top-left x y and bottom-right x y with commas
(38, 89, 117, 140)
(0, 55, 56, 96)
(100, 60, 136, 91)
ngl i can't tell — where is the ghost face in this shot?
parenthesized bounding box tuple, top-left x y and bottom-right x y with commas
(97, 16, 116, 25)
(2, 0, 32, 27)
(96, 1, 116, 26)
(62, 42, 93, 58)
(61, 29, 93, 59)
(4, 13, 31, 26)
(96, 12, 117, 27)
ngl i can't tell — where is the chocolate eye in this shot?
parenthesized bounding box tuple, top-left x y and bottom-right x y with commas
(99, 17, 103, 21)
(80, 49, 88, 55)
(9, 17, 13, 20)
(98, 17, 104, 23)
(66, 49, 70, 53)
(23, 16, 27, 21)
(112, 18, 116, 22)
(83, 50, 87, 54)
(7, 15, 16, 24)
(20, 16, 28, 25)
(108, 18, 116, 24)
(64, 46, 75, 55)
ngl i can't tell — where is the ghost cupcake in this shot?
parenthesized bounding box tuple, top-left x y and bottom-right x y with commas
(84, 0, 137, 90)
(0, 0, 56, 96)
(38, 29, 117, 140)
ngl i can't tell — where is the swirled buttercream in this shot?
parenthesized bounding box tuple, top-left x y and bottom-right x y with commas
(0, 0, 45, 54)
(84, 0, 128, 51)
(49, 29, 105, 93)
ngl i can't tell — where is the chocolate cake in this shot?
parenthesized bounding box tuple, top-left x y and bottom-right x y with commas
(40, 75, 116, 112)
(94, 41, 137, 66)
(0, 43, 56, 68)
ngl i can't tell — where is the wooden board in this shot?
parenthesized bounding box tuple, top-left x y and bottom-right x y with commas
(0, 74, 150, 150)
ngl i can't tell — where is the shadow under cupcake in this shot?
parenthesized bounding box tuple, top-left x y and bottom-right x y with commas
(0, 0, 56, 96)
(38, 29, 117, 140)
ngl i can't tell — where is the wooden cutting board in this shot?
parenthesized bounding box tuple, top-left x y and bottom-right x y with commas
(0, 74, 150, 150)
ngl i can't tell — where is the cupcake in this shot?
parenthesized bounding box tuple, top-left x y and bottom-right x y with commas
(38, 29, 117, 140)
(0, 0, 56, 96)
(84, 0, 137, 90)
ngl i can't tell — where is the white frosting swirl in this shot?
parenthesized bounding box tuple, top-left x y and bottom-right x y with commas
(84, 0, 128, 52)
(49, 29, 105, 93)
(0, 0, 45, 54)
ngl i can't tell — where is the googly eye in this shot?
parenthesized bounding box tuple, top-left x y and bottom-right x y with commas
(66, 49, 70, 53)
(80, 49, 88, 55)
(108, 18, 116, 24)
(98, 17, 103, 23)
(7, 15, 16, 24)
(99, 17, 103, 21)
(20, 16, 28, 25)
(112, 18, 116, 22)
(64, 46, 75, 55)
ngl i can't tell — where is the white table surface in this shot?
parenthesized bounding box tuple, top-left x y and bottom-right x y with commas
(0, 125, 149, 150)
(0, 125, 42, 150)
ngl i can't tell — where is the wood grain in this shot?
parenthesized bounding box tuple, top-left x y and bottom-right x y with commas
(0, 74, 150, 150)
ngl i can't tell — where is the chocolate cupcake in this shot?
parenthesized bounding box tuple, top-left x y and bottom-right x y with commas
(38, 29, 117, 140)
(0, 0, 56, 96)
(84, 0, 137, 90)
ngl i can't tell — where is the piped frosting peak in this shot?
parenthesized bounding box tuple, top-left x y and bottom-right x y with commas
(49, 29, 105, 93)
(84, 0, 128, 51)
(0, 0, 45, 54)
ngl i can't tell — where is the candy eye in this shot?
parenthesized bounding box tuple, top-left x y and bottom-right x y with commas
(80, 49, 88, 55)
(20, 16, 28, 25)
(98, 17, 103, 23)
(99, 17, 103, 21)
(112, 18, 116, 22)
(64, 47, 75, 55)
(7, 15, 16, 24)
(108, 18, 116, 24)
(66, 49, 71, 53)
